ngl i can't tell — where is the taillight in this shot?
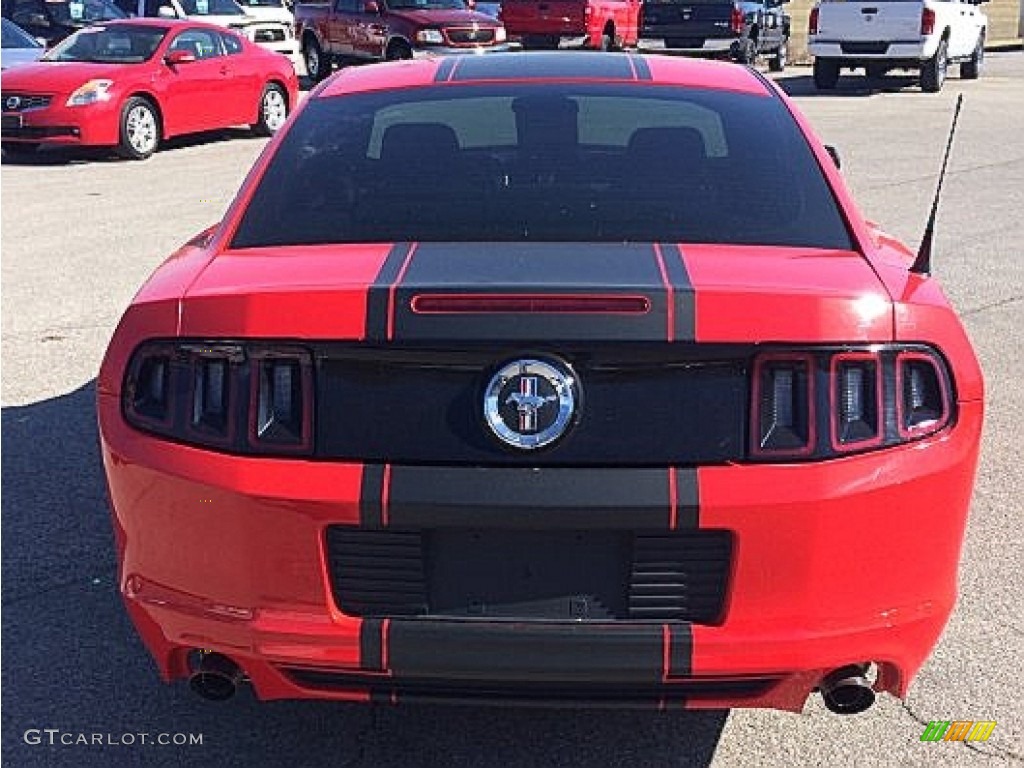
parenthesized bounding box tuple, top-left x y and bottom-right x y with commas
(830, 352, 883, 451)
(751, 354, 815, 457)
(123, 341, 314, 455)
(809, 6, 820, 36)
(730, 5, 744, 35)
(897, 351, 951, 439)
(750, 345, 954, 461)
(920, 7, 935, 36)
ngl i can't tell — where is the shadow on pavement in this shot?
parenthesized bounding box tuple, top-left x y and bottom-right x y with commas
(776, 73, 922, 98)
(1, 383, 730, 767)
(0, 128, 263, 166)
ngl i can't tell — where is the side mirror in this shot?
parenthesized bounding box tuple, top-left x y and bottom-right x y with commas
(363, 0, 380, 12)
(157, 5, 178, 17)
(825, 144, 841, 170)
(165, 49, 197, 64)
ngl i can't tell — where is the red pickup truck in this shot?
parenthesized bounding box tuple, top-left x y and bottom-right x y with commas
(500, 0, 640, 50)
(296, 0, 509, 81)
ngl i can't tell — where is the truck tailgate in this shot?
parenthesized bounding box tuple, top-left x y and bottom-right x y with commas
(641, 0, 733, 41)
(816, 0, 922, 42)
(501, 0, 587, 34)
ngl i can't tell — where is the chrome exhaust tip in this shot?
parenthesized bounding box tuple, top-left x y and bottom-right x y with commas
(820, 664, 876, 715)
(188, 651, 243, 702)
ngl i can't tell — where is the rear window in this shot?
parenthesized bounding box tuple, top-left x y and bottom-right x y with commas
(231, 84, 853, 249)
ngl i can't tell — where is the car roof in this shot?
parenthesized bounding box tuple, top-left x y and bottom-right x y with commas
(317, 53, 773, 100)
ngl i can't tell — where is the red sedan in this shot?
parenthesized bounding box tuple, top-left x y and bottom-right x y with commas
(1, 19, 298, 159)
(99, 53, 983, 713)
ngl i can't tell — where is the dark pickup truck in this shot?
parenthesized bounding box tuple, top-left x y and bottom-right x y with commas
(295, 0, 509, 81)
(636, 0, 789, 69)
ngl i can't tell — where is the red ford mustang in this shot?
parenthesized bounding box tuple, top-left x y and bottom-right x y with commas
(98, 53, 983, 713)
(1, 19, 298, 159)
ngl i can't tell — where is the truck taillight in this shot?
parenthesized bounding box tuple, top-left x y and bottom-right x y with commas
(750, 346, 954, 461)
(920, 7, 935, 35)
(730, 5, 744, 34)
(809, 6, 820, 35)
(123, 341, 314, 455)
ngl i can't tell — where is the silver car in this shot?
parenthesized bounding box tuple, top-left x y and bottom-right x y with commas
(1, 18, 45, 70)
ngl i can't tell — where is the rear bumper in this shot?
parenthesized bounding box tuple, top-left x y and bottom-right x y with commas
(808, 39, 933, 63)
(101, 396, 982, 710)
(636, 37, 735, 55)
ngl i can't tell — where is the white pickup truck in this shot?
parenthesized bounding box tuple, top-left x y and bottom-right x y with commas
(808, 0, 988, 92)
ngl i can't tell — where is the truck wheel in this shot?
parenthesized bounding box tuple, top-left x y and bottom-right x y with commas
(920, 38, 947, 92)
(813, 58, 840, 90)
(768, 39, 787, 72)
(737, 38, 757, 65)
(304, 37, 328, 82)
(386, 40, 413, 60)
(960, 32, 984, 80)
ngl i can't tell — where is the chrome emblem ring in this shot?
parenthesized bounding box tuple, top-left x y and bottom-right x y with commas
(484, 359, 576, 450)
(5, 96, 21, 111)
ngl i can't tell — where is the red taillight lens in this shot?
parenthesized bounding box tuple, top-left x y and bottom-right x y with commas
(750, 346, 954, 461)
(730, 5, 744, 34)
(897, 351, 951, 438)
(123, 341, 314, 455)
(920, 7, 935, 36)
(831, 352, 883, 450)
(751, 354, 815, 457)
(249, 349, 314, 452)
(809, 6, 820, 35)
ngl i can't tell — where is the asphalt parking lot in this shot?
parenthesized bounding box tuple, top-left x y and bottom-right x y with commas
(2, 53, 1023, 767)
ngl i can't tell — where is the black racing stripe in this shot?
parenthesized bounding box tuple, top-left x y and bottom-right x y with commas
(386, 466, 691, 530)
(391, 242, 672, 341)
(667, 623, 693, 678)
(673, 467, 699, 529)
(360, 617, 384, 671)
(433, 57, 458, 83)
(659, 242, 696, 341)
(388, 620, 664, 682)
(451, 52, 636, 82)
(359, 464, 386, 529)
(365, 243, 413, 342)
(631, 55, 652, 81)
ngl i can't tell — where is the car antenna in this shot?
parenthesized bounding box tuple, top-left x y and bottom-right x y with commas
(911, 94, 964, 276)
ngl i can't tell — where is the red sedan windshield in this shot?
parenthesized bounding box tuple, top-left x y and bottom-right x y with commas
(44, 24, 168, 63)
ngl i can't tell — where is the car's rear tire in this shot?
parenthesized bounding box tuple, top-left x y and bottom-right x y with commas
(251, 83, 289, 137)
(386, 40, 413, 60)
(920, 38, 948, 92)
(768, 39, 787, 72)
(117, 97, 160, 161)
(304, 37, 328, 82)
(813, 58, 840, 90)
(599, 28, 613, 51)
(961, 32, 984, 80)
(2, 142, 39, 158)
